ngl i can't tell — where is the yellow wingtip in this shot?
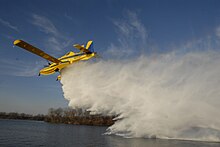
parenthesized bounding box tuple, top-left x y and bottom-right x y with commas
(13, 39, 22, 45)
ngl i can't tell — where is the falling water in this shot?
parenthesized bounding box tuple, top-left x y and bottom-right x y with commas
(61, 51, 220, 142)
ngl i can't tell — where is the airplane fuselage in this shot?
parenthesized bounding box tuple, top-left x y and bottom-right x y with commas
(39, 52, 96, 75)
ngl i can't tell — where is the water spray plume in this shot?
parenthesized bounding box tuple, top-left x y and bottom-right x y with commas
(61, 50, 220, 142)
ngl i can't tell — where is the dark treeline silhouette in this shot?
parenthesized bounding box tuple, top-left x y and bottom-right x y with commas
(0, 112, 45, 121)
(0, 108, 115, 126)
(45, 108, 115, 126)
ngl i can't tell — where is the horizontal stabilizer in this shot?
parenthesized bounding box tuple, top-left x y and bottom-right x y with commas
(73, 44, 91, 53)
(14, 40, 61, 64)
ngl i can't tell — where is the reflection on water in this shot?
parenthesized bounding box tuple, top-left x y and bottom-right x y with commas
(0, 119, 219, 147)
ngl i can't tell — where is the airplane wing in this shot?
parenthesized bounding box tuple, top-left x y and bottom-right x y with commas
(73, 44, 91, 53)
(14, 40, 61, 64)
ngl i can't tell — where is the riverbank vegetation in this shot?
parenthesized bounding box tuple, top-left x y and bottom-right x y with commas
(0, 112, 45, 121)
(45, 108, 114, 126)
(0, 108, 115, 126)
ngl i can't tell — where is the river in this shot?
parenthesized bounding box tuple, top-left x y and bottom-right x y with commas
(0, 119, 219, 147)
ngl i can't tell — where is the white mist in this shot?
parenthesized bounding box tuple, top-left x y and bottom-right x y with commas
(61, 51, 220, 142)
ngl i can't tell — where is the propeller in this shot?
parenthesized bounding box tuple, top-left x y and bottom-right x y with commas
(43, 60, 51, 67)
(47, 60, 51, 65)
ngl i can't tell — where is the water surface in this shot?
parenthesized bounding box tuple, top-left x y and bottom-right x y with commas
(0, 119, 219, 147)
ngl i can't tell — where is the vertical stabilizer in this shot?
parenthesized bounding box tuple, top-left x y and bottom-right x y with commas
(86, 41, 94, 52)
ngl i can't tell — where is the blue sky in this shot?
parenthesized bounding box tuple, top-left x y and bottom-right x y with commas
(0, 0, 220, 114)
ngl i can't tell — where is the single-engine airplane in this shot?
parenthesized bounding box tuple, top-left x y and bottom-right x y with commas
(13, 39, 97, 80)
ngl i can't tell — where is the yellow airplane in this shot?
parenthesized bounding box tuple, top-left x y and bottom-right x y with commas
(13, 39, 97, 80)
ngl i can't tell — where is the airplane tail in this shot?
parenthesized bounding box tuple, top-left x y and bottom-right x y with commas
(86, 40, 101, 58)
(73, 40, 95, 54)
(85, 41, 94, 52)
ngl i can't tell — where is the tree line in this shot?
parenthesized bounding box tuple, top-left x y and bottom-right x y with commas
(0, 108, 115, 126)
(0, 112, 45, 121)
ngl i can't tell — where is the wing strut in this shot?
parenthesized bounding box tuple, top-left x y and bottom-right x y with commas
(14, 40, 61, 64)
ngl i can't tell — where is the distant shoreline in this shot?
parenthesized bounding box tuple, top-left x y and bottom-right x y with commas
(0, 111, 115, 126)
(0, 112, 45, 121)
(0, 118, 45, 123)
